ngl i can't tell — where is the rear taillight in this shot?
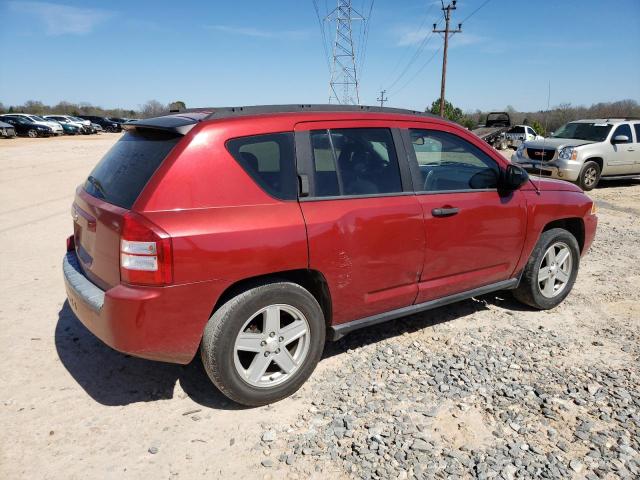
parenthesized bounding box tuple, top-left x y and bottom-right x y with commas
(120, 212, 172, 286)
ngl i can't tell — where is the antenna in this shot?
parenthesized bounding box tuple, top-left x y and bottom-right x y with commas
(326, 1, 364, 105)
(536, 80, 552, 194)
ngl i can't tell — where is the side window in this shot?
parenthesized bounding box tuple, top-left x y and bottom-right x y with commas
(612, 124, 632, 143)
(409, 129, 500, 192)
(634, 124, 640, 143)
(226, 132, 297, 200)
(309, 128, 403, 197)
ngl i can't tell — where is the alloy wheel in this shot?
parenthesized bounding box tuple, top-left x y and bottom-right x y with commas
(583, 167, 598, 188)
(537, 242, 573, 298)
(233, 304, 311, 388)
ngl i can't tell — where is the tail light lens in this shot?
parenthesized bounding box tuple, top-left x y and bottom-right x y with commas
(120, 212, 172, 286)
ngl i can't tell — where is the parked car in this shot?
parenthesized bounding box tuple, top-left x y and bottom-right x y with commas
(68, 116, 97, 134)
(504, 125, 544, 148)
(511, 118, 640, 190)
(107, 117, 129, 128)
(0, 120, 17, 138)
(44, 115, 92, 134)
(77, 115, 121, 132)
(59, 122, 82, 135)
(91, 123, 104, 133)
(63, 105, 597, 406)
(0, 113, 63, 135)
(0, 115, 54, 137)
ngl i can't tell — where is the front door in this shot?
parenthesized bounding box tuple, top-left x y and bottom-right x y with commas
(402, 126, 528, 303)
(295, 122, 425, 325)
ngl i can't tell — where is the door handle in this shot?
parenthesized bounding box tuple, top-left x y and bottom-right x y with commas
(432, 207, 460, 217)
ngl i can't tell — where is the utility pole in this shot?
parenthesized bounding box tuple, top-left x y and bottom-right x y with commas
(433, 1, 462, 117)
(377, 89, 388, 107)
(326, 0, 364, 105)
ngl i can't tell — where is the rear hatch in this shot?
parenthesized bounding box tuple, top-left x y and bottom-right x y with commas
(72, 121, 193, 290)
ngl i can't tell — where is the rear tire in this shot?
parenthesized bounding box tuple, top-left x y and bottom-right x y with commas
(201, 281, 325, 407)
(513, 228, 580, 309)
(578, 161, 600, 191)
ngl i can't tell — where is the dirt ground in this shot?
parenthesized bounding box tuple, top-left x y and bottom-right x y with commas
(0, 135, 638, 479)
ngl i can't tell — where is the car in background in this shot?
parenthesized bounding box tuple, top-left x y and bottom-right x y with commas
(504, 125, 543, 149)
(0, 120, 17, 138)
(1, 113, 64, 135)
(107, 117, 129, 128)
(91, 123, 104, 133)
(0, 115, 54, 137)
(44, 115, 92, 135)
(512, 118, 640, 190)
(58, 121, 82, 135)
(77, 115, 121, 132)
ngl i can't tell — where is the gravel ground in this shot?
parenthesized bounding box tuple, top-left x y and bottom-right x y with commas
(0, 137, 638, 479)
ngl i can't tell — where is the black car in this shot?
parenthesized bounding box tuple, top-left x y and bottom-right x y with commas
(77, 115, 121, 132)
(0, 115, 53, 137)
(0, 120, 17, 138)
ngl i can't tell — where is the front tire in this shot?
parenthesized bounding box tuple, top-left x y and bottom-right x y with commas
(201, 281, 325, 407)
(578, 161, 601, 191)
(27, 129, 38, 138)
(513, 228, 580, 309)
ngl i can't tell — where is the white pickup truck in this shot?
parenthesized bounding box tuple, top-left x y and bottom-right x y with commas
(504, 125, 543, 148)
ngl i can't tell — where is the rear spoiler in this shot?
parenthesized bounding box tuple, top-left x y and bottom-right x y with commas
(123, 112, 211, 135)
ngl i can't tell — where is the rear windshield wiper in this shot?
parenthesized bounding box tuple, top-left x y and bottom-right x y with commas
(86, 175, 107, 199)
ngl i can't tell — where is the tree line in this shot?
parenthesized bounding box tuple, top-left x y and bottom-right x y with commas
(1, 98, 638, 133)
(0, 100, 188, 119)
(430, 98, 640, 136)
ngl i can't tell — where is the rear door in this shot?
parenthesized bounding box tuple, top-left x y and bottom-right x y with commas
(632, 123, 640, 173)
(295, 121, 425, 325)
(401, 125, 527, 303)
(73, 128, 182, 289)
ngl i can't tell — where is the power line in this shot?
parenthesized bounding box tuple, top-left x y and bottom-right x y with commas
(460, 0, 492, 23)
(312, 0, 332, 73)
(385, 17, 442, 93)
(381, 0, 434, 87)
(388, 46, 441, 97)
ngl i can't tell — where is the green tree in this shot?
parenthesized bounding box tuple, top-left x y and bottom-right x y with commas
(169, 100, 186, 111)
(428, 98, 464, 124)
(531, 119, 546, 137)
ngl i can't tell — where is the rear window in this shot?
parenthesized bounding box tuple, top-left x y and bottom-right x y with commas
(226, 132, 297, 200)
(84, 129, 180, 209)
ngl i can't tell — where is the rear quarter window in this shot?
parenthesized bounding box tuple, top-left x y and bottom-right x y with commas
(84, 129, 181, 209)
(226, 132, 297, 200)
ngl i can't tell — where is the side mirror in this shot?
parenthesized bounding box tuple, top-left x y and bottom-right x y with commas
(501, 164, 529, 191)
(612, 135, 629, 144)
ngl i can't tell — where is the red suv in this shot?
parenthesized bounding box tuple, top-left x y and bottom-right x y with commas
(63, 105, 597, 406)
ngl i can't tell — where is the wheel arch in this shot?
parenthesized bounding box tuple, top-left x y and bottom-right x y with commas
(542, 218, 585, 252)
(584, 157, 604, 172)
(210, 269, 333, 329)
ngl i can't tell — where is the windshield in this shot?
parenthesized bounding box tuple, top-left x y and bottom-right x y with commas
(552, 122, 612, 142)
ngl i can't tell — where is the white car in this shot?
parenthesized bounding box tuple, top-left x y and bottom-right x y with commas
(5, 113, 64, 135)
(43, 115, 87, 132)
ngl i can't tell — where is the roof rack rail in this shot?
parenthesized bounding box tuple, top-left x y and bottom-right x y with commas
(171, 104, 438, 120)
(605, 117, 640, 121)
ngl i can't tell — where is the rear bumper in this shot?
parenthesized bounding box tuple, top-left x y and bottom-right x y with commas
(63, 251, 229, 364)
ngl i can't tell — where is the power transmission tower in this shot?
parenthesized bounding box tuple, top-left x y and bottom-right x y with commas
(326, 0, 364, 105)
(377, 90, 388, 107)
(433, 1, 462, 117)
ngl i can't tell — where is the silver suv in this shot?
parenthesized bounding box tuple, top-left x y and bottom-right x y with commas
(511, 118, 640, 190)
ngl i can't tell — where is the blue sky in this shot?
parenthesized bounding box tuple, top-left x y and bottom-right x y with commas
(1, 0, 639, 112)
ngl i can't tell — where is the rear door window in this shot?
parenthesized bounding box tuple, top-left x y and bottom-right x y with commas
(84, 129, 181, 209)
(308, 128, 403, 197)
(226, 132, 297, 200)
(634, 124, 640, 143)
